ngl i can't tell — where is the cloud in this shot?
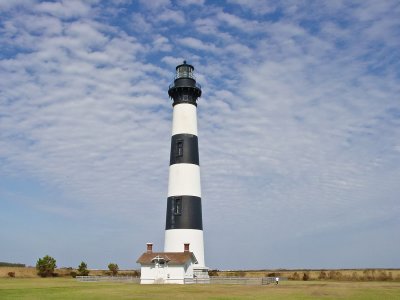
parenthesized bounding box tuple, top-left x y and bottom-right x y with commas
(130, 13, 153, 34)
(176, 0, 204, 6)
(161, 55, 184, 67)
(216, 11, 261, 32)
(138, 0, 170, 10)
(156, 8, 186, 25)
(152, 35, 172, 52)
(177, 37, 219, 53)
(226, 0, 277, 15)
(1, 0, 399, 269)
(34, 0, 92, 19)
(0, 0, 34, 10)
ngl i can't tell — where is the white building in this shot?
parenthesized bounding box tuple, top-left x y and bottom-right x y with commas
(136, 243, 198, 284)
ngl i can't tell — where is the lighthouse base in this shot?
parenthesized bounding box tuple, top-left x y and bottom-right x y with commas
(191, 266, 209, 284)
(194, 266, 209, 278)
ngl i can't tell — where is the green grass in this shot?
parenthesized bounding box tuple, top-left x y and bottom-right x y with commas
(1, 278, 400, 299)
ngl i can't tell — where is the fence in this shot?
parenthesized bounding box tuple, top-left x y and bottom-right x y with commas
(76, 276, 286, 285)
(76, 276, 140, 283)
(186, 277, 287, 285)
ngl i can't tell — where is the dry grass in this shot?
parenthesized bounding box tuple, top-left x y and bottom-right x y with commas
(0, 267, 38, 278)
(217, 269, 400, 281)
(2, 267, 400, 282)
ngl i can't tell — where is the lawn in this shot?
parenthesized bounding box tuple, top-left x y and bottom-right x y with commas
(0, 278, 400, 299)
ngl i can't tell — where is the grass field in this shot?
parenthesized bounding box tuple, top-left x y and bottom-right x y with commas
(1, 278, 400, 300)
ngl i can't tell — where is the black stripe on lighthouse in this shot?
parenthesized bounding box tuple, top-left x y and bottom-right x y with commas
(165, 196, 203, 230)
(170, 134, 199, 165)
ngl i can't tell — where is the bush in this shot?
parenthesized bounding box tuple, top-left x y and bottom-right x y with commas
(108, 263, 119, 276)
(318, 271, 327, 280)
(70, 271, 77, 278)
(302, 272, 309, 281)
(351, 271, 359, 281)
(290, 272, 300, 280)
(8, 272, 15, 278)
(378, 271, 391, 281)
(77, 261, 89, 276)
(236, 271, 246, 277)
(36, 255, 57, 277)
(362, 269, 375, 281)
(208, 269, 219, 277)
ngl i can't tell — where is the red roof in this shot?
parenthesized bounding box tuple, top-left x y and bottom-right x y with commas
(136, 252, 198, 265)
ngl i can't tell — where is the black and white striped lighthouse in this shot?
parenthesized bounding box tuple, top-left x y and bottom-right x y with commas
(164, 61, 207, 274)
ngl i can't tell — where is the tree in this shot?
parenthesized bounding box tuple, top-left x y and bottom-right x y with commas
(77, 261, 89, 276)
(36, 255, 57, 277)
(108, 263, 119, 276)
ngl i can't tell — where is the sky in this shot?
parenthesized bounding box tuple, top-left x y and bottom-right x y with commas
(0, 0, 399, 271)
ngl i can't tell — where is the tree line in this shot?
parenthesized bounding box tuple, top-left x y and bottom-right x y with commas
(0, 262, 26, 267)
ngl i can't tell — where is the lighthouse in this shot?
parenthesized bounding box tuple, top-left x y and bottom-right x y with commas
(164, 61, 208, 277)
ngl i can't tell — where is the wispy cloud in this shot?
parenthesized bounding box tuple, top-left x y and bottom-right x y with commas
(177, 37, 219, 53)
(0, 0, 399, 269)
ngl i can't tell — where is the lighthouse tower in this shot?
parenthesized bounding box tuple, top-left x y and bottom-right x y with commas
(164, 61, 208, 276)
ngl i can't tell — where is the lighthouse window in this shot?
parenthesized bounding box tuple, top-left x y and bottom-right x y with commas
(176, 140, 183, 157)
(173, 197, 182, 215)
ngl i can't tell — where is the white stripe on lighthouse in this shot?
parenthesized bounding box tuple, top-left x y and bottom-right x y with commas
(172, 103, 198, 135)
(167, 164, 201, 197)
(164, 229, 205, 267)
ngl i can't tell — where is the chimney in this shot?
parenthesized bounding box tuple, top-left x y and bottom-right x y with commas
(146, 243, 153, 253)
(184, 243, 190, 252)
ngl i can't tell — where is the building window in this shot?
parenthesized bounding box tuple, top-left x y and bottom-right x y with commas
(176, 139, 183, 157)
(173, 197, 182, 215)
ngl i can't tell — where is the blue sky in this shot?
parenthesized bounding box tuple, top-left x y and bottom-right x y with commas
(1, 0, 399, 270)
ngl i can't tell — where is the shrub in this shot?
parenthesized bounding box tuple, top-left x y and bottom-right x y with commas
(8, 272, 15, 278)
(318, 271, 327, 280)
(336, 271, 343, 280)
(36, 255, 57, 277)
(291, 272, 300, 280)
(208, 269, 219, 277)
(363, 269, 375, 281)
(327, 270, 343, 280)
(378, 271, 391, 281)
(70, 271, 77, 278)
(302, 272, 309, 281)
(351, 271, 359, 281)
(236, 271, 246, 277)
(108, 263, 119, 276)
(388, 272, 393, 281)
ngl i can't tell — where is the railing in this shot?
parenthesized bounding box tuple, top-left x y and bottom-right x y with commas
(76, 276, 140, 283)
(168, 82, 201, 90)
